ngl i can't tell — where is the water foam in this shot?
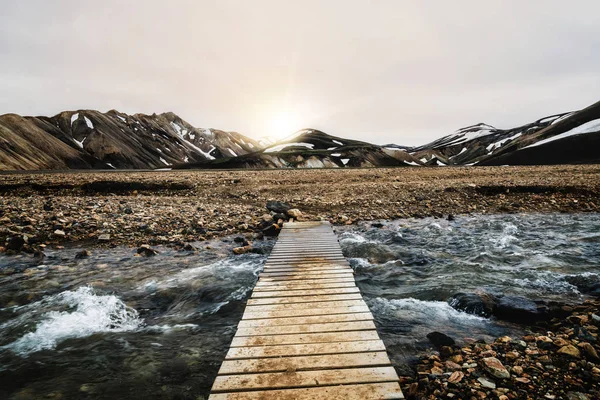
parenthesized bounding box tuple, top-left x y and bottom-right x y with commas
(368, 297, 487, 324)
(3, 286, 142, 355)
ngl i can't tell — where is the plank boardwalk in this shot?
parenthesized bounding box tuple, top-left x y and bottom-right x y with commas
(209, 221, 404, 399)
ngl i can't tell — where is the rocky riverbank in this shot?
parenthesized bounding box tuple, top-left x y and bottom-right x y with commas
(1, 165, 599, 254)
(400, 299, 600, 400)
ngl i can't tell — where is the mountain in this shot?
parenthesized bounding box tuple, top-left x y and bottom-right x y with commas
(1, 100, 599, 170)
(0, 110, 259, 170)
(176, 129, 422, 169)
(409, 100, 600, 166)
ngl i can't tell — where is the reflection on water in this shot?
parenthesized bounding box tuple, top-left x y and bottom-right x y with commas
(0, 213, 598, 397)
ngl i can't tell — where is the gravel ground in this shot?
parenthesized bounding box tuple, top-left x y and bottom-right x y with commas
(1, 165, 599, 252)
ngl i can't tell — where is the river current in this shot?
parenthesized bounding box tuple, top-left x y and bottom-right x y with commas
(0, 213, 598, 399)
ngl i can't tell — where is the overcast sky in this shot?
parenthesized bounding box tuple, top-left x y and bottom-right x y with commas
(1, 1, 599, 145)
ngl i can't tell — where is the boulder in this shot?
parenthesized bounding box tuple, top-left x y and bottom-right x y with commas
(493, 295, 547, 323)
(426, 332, 455, 347)
(266, 201, 291, 214)
(448, 292, 494, 317)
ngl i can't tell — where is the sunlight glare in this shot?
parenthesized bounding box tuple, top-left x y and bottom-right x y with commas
(268, 111, 301, 141)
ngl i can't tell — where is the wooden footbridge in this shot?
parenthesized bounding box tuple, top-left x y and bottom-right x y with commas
(209, 221, 404, 399)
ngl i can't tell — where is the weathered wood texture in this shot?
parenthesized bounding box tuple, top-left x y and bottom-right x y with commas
(209, 221, 403, 399)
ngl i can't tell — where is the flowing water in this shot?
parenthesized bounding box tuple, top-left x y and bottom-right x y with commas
(0, 213, 599, 399)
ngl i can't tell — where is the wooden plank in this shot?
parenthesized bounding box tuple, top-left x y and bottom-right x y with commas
(259, 272, 354, 281)
(247, 293, 363, 305)
(261, 267, 352, 274)
(255, 277, 355, 287)
(218, 351, 391, 374)
(211, 366, 399, 392)
(235, 320, 376, 336)
(249, 287, 360, 298)
(252, 282, 357, 291)
(226, 339, 387, 359)
(245, 299, 366, 311)
(208, 382, 404, 400)
(230, 330, 380, 347)
(237, 312, 374, 328)
(242, 306, 371, 320)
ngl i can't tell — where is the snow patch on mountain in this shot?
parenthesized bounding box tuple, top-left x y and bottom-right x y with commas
(264, 142, 315, 153)
(525, 118, 600, 148)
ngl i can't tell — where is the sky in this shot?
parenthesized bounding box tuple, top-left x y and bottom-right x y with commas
(1, 1, 599, 146)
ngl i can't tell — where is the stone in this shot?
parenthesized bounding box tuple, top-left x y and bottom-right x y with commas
(511, 365, 523, 375)
(445, 360, 462, 371)
(566, 392, 590, 400)
(514, 377, 530, 384)
(427, 331, 456, 347)
(233, 245, 253, 255)
(53, 229, 66, 237)
(6, 236, 25, 251)
(557, 345, 581, 359)
(262, 223, 280, 237)
(75, 249, 91, 259)
(286, 208, 302, 218)
(448, 370, 464, 384)
(493, 295, 547, 323)
(137, 245, 159, 257)
(477, 377, 496, 389)
(448, 292, 494, 317)
(98, 234, 111, 241)
(481, 357, 510, 379)
(577, 342, 599, 361)
(266, 200, 291, 214)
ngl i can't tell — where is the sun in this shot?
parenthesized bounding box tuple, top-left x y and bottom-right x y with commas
(268, 111, 301, 141)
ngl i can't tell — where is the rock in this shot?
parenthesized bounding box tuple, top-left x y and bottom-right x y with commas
(557, 345, 581, 359)
(75, 249, 91, 259)
(234, 236, 248, 244)
(448, 292, 494, 317)
(493, 295, 547, 323)
(6, 236, 25, 251)
(233, 245, 253, 255)
(427, 332, 456, 347)
(429, 366, 443, 375)
(183, 243, 196, 251)
(440, 346, 454, 358)
(262, 223, 280, 237)
(448, 371, 464, 384)
(447, 214, 455, 221)
(98, 234, 111, 241)
(514, 377, 530, 384)
(511, 365, 523, 375)
(137, 245, 159, 257)
(53, 229, 66, 237)
(566, 392, 590, 400)
(477, 377, 496, 389)
(481, 357, 510, 379)
(266, 200, 291, 214)
(577, 342, 599, 361)
(286, 208, 302, 218)
(445, 360, 462, 371)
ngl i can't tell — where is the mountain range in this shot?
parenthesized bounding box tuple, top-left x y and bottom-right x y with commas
(1, 100, 599, 170)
